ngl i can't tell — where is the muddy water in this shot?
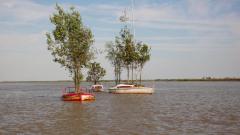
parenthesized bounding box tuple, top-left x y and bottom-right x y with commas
(0, 81, 240, 134)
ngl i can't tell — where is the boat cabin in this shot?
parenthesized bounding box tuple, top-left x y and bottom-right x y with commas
(91, 84, 104, 92)
(115, 84, 134, 89)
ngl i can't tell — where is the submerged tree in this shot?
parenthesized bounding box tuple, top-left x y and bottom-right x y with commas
(118, 26, 136, 83)
(105, 41, 123, 84)
(46, 4, 94, 92)
(136, 42, 151, 85)
(86, 62, 106, 85)
(106, 25, 151, 85)
(105, 26, 136, 84)
(106, 26, 151, 84)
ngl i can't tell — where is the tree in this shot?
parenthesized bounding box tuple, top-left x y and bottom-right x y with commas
(46, 4, 94, 92)
(106, 26, 135, 84)
(105, 41, 123, 84)
(136, 42, 151, 85)
(86, 62, 106, 85)
(106, 25, 151, 85)
(119, 26, 135, 84)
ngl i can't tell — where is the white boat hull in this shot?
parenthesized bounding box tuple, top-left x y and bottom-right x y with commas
(109, 87, 154, 94)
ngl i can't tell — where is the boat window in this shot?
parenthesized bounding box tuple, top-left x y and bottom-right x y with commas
(117, 86, 132, 88)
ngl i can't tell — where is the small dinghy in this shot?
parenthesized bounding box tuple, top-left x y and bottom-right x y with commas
(62, 87, 95, 101)
(91, 84, 104, 92)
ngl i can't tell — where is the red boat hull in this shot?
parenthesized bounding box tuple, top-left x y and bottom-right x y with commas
(62, 93, 95, 101)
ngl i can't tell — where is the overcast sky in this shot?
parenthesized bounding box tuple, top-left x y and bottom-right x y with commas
(0, 0, 240, 81)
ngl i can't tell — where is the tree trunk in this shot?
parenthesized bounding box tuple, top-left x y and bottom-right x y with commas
(74, 71, 77, 92)
(117, 66, 120, 84)
(119, 69, 121, 84)
(74, 67, 81, 93)
(74, 71, 77, 91)
(127, 66, 129, 84)
(78, 69, 80, 92)
(131, 63, 134, 84)
(114, 65, 118, 85)
(140, 67, 142, 85)
(94, 79, 97, 85)
(135, 68, 138, 85)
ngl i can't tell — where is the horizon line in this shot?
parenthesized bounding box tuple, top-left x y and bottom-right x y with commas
(1, 77, 240, 83)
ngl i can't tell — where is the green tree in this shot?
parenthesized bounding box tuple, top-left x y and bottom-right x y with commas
(86, 62, 106, 85)
(46, 4, 94, 92)
(136, 42, 151, 85)
(105, 41, 123, 84)
(119, 26, 135, 84)
(106, 25, 151, 85)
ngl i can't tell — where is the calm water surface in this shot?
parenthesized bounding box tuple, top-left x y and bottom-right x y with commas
(0, 81, 240, 135)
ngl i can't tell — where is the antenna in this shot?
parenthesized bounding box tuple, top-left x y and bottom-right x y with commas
(119, 8, 129, 22)
(131, 0, 135, 39)
(119, 0, 135, 39)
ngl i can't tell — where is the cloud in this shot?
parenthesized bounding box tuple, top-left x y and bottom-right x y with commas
(0, 0, 239, 80)
(0, 31, 44, 44)
(187, 0, 210, 18)
(0, 0, 53, 22)
(133, 4, 180, 22)
(76, 4, 123, 19)
(124, 0, 240, 41)
(0, 31, 71, 81)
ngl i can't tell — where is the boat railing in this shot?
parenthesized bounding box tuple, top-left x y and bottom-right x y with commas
(63, 86, 94, 94)
(81, 87, 94, 93)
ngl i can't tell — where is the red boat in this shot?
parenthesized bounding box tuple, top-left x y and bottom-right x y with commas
(62, 87, 95, 101)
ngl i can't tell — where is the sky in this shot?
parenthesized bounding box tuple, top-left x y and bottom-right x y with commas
(0, 0, 240, 81)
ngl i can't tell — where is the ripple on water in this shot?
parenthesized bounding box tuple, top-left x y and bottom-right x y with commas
(0, 81, 240, 134)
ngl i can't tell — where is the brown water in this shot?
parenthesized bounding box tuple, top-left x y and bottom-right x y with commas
(0, 81, 240, 135)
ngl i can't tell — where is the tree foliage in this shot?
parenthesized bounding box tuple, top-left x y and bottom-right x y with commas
(46, 4, 94, 92)
(86, 62, 106, 85)
(106, 25, 151, 85)
(136, 42, 151, 84)
(105, 41, 122, 84)
(119, 26, 136, 83)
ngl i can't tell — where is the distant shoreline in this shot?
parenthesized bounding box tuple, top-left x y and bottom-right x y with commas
(154, 78, 240, 82)
(1, 78, 240, 83)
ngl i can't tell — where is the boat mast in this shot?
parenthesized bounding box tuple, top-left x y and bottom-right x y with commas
(119, 0, 135, 38)
(131, 0, 135, 39)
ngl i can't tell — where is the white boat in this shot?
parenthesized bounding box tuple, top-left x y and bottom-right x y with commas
(91, 84, 104, 92)
(109, 84, 154, 94)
